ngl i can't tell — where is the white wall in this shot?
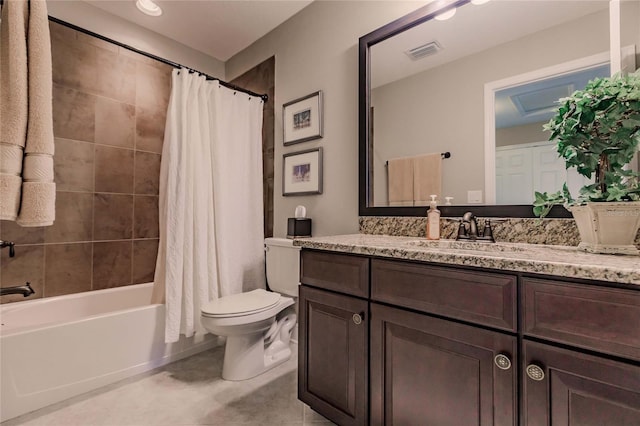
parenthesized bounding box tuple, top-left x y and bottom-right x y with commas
(225, 1, 429, 238)
(47, 0, 225, 78)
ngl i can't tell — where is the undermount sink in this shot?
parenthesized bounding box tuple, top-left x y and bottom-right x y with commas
(407, 239, 528, 253)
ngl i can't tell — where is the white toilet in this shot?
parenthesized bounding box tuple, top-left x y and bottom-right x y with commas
(200, 237, 300, 381)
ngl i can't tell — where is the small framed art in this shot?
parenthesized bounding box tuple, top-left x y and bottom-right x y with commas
(283, 91, 323, 145)
(283, 148, 323, 196)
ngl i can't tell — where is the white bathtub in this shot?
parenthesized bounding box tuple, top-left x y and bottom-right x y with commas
(0, 283, 218, 422)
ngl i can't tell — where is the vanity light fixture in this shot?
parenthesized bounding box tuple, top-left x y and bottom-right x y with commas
(434, 8, 457, 21)
(136, 0, 162, 17)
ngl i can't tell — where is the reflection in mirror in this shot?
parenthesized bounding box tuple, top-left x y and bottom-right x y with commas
(489, 60, 611, 205)
(364, 0, 630, 216)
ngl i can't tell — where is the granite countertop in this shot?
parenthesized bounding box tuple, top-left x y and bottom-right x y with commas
(293, 234, 640, 286)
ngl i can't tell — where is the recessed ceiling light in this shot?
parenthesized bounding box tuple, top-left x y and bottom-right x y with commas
(434, 8, 456, 21)
(136, 0, 162, 17)
(471, 0, 491, 5)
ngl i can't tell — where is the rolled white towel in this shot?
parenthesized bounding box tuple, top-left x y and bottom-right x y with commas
(16, 181, 55, 226)
(23, 154, 54, 181)
(0, 174, 22, 220)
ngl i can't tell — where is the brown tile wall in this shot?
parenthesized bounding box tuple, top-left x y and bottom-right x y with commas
(230, 57, 275, 238)
(0, 22, 172, 303)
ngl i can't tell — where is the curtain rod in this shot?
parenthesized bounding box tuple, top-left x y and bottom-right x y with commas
(47, 16, 269, 102)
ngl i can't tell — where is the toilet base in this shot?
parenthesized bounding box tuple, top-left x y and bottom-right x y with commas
(221, 312, 297, 381)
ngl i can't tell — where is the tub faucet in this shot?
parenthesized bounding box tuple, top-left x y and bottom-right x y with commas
(0, 282, 35, 297)
(0, 240, 15, 257)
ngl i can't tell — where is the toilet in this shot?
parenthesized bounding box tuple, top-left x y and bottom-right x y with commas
(200, 237, 300, 381)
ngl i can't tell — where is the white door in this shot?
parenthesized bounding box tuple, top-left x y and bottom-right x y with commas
(496, 145, 533, 204)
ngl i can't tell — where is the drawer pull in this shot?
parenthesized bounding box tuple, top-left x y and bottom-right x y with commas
(494, 353, 512, 370)
(352, 313, 364, 325)
(526, 364, 545, 381)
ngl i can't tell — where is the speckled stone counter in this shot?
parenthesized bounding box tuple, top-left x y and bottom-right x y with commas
(359, 216, 640, 248)
(294, 234, 640, 285)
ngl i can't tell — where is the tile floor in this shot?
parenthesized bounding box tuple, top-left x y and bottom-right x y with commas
(3, 344, 335, 426)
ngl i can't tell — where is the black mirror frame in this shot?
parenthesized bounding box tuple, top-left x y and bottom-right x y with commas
(358, 0, 571, 218)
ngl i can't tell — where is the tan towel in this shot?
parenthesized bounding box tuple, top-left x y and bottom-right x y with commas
(0, 0, 29, 220)
(17, 0, 55, 226)
(413, 153, 442, 205)
(387, 157, 414, 206)
(0, 0, 55, 226)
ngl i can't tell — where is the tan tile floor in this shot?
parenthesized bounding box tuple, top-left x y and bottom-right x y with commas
(3, 345, 334, 426)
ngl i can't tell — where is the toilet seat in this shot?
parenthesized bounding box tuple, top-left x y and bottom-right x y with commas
(201, 289, 281, 318)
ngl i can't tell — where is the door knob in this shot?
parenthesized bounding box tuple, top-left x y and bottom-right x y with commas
(352, 313, 364, 325)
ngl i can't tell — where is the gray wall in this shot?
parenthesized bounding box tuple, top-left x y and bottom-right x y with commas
(226, 1, 429, 237)
(371, 9, 610, 205)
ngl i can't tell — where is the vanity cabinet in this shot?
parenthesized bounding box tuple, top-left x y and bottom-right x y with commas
(298, 251, 369, 426)
(370, 303, 517, 425)
(298, 249, 640, 426)
(522, 340, 640, 425)
(522, 276, 640, 426)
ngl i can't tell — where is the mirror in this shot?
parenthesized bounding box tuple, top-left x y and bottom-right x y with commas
(359, 0, 634, 217)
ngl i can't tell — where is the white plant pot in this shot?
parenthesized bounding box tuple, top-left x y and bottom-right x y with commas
(568, 202, 640, 255)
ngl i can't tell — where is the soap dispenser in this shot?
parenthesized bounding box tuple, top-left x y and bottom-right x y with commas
(426, 194, 440, 240)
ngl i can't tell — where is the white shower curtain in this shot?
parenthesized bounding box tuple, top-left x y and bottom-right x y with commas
(153, 69, 265, 343)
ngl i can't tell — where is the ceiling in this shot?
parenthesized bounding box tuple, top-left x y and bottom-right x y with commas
(370, 0, 609, 89)
(81, 0, 314, 61)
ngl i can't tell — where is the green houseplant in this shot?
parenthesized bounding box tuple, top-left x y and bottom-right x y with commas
(533, 71, 640, 254)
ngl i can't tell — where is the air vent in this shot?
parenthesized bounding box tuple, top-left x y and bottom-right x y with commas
(405, 41, 442, 61)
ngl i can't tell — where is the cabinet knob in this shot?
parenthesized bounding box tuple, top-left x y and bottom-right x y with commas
(494, 353, 512, 370)
(526, 363, 545, 381)
(352, 313, 364, 325)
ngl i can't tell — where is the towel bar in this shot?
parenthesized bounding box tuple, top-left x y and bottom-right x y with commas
(385, 152, 450, 166)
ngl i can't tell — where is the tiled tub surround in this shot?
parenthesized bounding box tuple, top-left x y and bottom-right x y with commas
(360, 216, 640, 248)
(294, 234, 640, 285)
(0, 22, 171, 303)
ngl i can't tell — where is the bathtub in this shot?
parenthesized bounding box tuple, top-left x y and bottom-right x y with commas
(0, 283, 219, 422)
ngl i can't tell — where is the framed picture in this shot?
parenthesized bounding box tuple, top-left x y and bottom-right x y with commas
(283, 91, 323, 145)
(283, 148, 323, 196)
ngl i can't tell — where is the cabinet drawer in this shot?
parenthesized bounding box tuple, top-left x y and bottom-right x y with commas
(371, 259, 516, 331)
(301, 250, 369, 298)
(523, 277, 640, 361)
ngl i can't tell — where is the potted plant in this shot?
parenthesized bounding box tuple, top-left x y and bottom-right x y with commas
(533, 71, 640, 255)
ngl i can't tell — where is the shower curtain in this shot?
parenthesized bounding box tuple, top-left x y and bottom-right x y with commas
(153, 69, 265, 343)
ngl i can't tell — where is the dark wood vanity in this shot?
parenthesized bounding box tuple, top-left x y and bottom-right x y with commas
(298, 249, 640, 426)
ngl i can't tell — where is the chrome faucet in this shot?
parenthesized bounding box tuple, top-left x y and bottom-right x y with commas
(0, 282, 35, 297)
(456, 212, 495, 243)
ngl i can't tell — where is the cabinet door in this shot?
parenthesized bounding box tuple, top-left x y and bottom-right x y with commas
(370, 303, 517, 426)
(523, 340, 640, 426)
(298, 285, 368, 426)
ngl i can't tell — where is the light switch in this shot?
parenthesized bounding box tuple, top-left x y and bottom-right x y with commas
(467, 190, 483, 204)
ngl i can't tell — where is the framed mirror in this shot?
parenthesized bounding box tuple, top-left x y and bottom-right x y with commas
(358, 0, 628, 217)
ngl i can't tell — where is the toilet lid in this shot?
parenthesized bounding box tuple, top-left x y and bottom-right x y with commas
(201, 289, 281, 317)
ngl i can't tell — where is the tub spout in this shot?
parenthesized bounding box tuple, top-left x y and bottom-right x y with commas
(1, 282, 35, 297)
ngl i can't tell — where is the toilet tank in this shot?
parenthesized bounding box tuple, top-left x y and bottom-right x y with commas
(265, 237, 301, 297)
